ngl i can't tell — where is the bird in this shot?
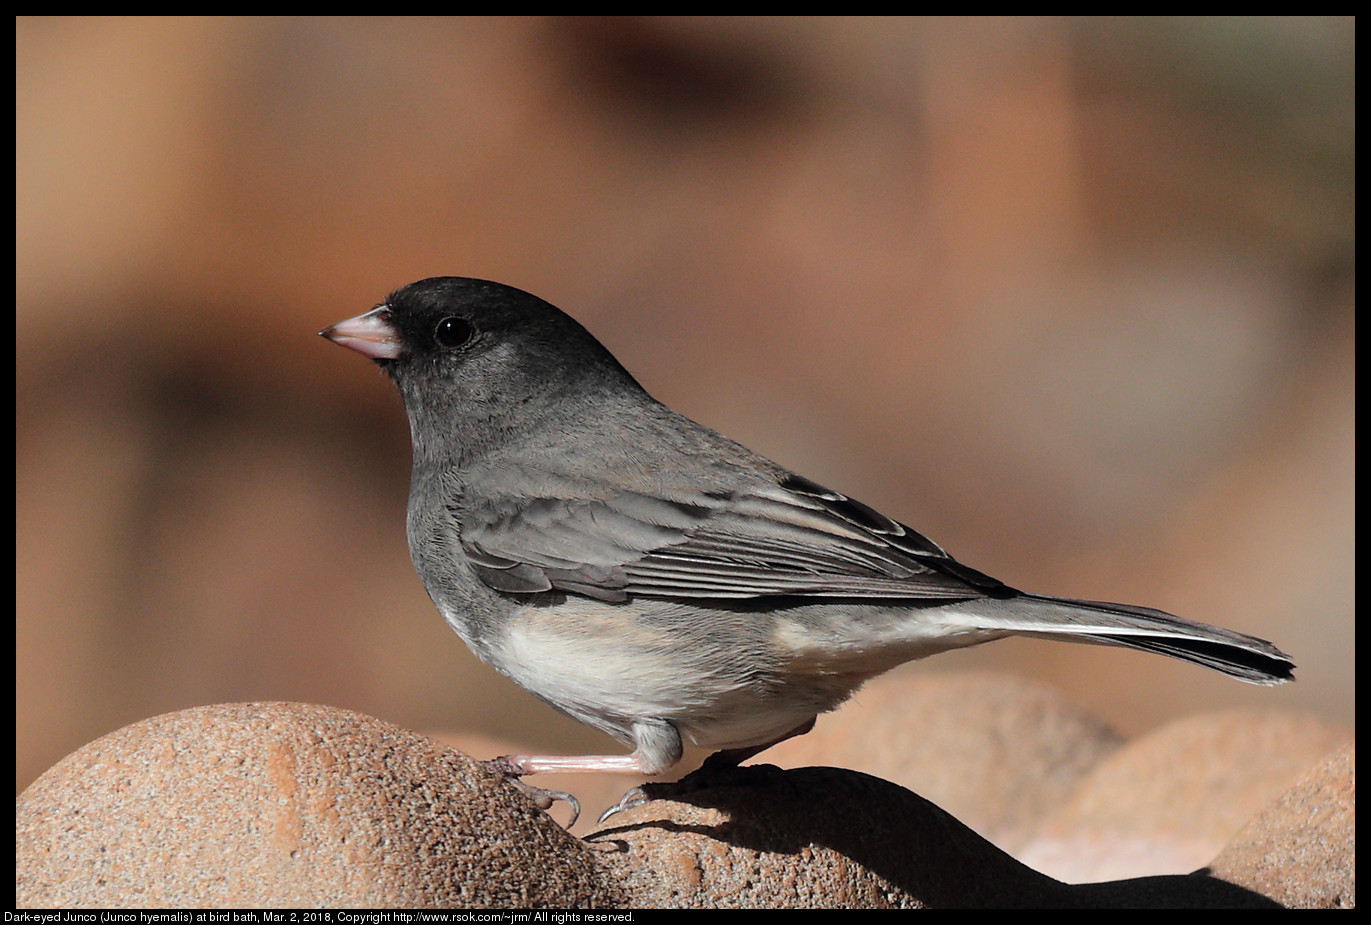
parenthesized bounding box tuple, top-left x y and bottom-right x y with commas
(320, 276, 1294, 824)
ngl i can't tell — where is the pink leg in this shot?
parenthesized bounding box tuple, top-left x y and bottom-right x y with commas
(486, 749, 660, 776)
(483, 726, 683, 828)
(596, 716, 819, 825)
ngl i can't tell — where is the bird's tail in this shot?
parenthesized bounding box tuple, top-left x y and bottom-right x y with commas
(970, 593, 1295, 685)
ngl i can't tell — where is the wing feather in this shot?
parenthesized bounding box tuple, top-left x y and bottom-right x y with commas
(461, 468, 1006, 602)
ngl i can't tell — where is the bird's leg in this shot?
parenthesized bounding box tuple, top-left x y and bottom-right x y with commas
(487, 752, 660, 775)
(484, 720, 685, 828)
(484, 753, 658, 828)
(597, 716, 818, 825)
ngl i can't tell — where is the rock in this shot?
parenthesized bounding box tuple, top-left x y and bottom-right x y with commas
(15, 702, 626, 907)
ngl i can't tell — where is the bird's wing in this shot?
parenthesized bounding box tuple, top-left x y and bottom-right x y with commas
(461, 471, 1005, 603)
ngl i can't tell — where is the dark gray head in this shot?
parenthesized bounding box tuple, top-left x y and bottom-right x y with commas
(321, 277, 644, 465)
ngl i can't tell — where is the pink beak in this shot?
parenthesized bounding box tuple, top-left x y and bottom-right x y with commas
(319, 306, 403, 360)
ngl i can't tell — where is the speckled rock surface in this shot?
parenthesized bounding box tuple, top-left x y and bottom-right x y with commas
(1209, 741, 1354, 909)
(15, 702, 626, 908)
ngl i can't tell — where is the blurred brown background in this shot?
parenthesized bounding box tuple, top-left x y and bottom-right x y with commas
(16, 17, 1353, 795)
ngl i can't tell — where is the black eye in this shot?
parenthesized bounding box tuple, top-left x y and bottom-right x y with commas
(434, 316, 474, 349)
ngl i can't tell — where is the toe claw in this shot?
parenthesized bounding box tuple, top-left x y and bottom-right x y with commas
(511, 779, 582, 827)
(597, 785, 651, 825)
(545, 788, 581, 828)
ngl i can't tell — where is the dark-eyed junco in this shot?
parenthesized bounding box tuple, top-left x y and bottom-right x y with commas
(321, 277, 1293, 823)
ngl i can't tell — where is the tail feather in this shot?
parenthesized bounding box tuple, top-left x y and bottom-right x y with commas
(980, 593, 1295, 686)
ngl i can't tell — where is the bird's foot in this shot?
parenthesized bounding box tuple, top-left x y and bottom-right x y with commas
(483, 757, 582, 828)
(596, 753, 779, 826)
